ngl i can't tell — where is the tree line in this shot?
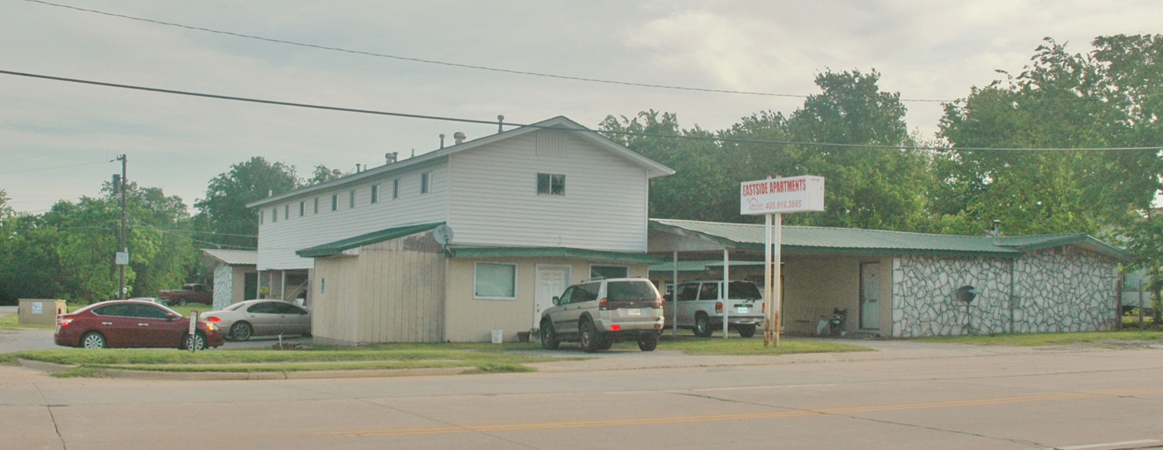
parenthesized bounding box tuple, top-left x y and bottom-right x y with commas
(1, 34, 1160, 310)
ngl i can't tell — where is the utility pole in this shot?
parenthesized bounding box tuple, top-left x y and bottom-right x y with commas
(115, 154, 127, 299)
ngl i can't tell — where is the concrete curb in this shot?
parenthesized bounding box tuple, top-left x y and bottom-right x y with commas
(16, 360, 473, 380)
(18, 358, 76, 374)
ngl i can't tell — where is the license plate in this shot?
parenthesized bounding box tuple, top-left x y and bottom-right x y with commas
(627, 309, 641, 316)
(736, 307, 748, 314)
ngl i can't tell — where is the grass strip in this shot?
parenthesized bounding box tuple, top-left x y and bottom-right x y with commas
(914, 330, 1163, 346)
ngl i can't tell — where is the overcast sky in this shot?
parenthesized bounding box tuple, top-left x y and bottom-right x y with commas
(2, 0, 1160, 214)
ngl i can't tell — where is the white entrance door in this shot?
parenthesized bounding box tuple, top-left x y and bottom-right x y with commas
(534, 265, 571, 329)
(860, 262, 881, 330)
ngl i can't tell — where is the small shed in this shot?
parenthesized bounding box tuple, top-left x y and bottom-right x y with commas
(201, 249, 258, 311)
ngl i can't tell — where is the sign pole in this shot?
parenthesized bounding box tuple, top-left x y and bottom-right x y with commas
(764, 213, 774, 347)
(773, 212, 782, 346)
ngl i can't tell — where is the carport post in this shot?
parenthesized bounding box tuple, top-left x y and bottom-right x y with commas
(764, 213, 782, 347)
(723, 249, 730, 339)
(672, 251, 678, 338)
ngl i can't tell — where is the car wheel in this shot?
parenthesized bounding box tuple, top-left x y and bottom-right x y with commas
(540, 322, 559, 350)
(694, 313, 713, 338)
(737, 324, 757, 338)
(637, 334, 658, 351)
(579, 320, 600, 353)
(176, 297, 188, 306)
(229, 322, 253, 341)
(184, 332, 207, 351)
(81, 331, 106, 349)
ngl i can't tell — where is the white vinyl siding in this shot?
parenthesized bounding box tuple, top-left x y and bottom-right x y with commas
(256, 162, 449, 270)
(447, 131, 649, 252)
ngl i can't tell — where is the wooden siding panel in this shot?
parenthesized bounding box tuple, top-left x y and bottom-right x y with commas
(448, 132, 649, 252)
(311, 256, 362, 344)
(359, 232, 445, 343)
(256, 163, 449, 271)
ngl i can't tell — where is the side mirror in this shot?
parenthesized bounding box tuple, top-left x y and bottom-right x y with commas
(552, 296, 560, 305)
(165, 312, 180, 322)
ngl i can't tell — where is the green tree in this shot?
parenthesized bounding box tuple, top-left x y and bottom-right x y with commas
(938, 36, 1162, 238)
(194, 157, 300, 250)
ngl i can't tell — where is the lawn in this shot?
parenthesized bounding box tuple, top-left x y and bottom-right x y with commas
(915, 330, 1162, 346)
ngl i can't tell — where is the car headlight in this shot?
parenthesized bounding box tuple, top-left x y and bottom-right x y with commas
(206, 323, 218, 331)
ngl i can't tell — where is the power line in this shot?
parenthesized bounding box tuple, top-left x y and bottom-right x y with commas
(21, 0, 950, 103)
(1, 68, 1158, 153)
(0, 160, 112, 175)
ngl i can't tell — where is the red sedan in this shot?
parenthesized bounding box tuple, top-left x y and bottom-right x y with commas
(54, 300, 225, 350)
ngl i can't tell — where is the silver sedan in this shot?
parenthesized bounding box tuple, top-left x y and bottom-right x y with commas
(201, 299, 311, 341)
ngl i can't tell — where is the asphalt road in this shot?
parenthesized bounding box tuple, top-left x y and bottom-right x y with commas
(4, 337, 1163, 450)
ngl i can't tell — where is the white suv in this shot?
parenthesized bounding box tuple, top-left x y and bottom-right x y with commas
(540, 278, 665, 352)
(664, 280, 765, 338)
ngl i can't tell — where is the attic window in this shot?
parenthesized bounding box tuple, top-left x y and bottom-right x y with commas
(537, 173, 565, 195)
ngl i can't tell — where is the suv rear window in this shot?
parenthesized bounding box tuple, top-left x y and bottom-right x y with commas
(607, 281, 657, 302)
(728, 281, 763, 299)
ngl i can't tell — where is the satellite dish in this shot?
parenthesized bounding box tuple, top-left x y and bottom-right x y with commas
(433, 225, 454, 246)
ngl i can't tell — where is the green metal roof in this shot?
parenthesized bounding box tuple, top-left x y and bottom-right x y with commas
(649, 259, 767, 273)
(296, 222, 444, 258)
(650, 219, 1131, 261)
(452, 247, 664, 264)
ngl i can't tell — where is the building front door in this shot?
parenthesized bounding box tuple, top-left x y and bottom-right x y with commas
(534, 265, 571, 330)
(860, 262, 881, 330)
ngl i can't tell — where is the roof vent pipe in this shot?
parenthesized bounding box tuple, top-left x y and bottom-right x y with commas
(497, 115, 504, 133)
(454, 132, 466, 145)
(385, 152, 397, 164)
(439, 134, 445, 149)
(332, 169, 341, 179)
(355, 164, 361, 173)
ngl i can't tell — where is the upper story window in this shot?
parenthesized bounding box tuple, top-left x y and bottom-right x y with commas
(259, 210, 264, 225)
(299, 201, 305, 217)
(370, 184, 379, 204)
(393, 179, 399, 199)
(271, 208, 277, 223)
(313, 198, 319, 214)
(331, 194, 338, 211)
(284, 205, 289, 220)
(421, 172, 432, 194)
(349, 190, 355, 208)
(537, 173, 566, 195)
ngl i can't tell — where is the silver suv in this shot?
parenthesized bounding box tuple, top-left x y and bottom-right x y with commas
(540, 278, 665, 352)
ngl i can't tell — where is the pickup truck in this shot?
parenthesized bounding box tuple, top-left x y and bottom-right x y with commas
(159, 283, 213, 306)
(664, 280, 765, 338)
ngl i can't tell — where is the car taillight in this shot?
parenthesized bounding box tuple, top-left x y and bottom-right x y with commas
(610, 324, 621, 331)
(762, 302, 766, 313)
(715, 302, 723, 313)
(599, 298, 607, 310)
(58, 318, 72, 327)
(206, 316, 221, 323)
(653, 296, 663, 308)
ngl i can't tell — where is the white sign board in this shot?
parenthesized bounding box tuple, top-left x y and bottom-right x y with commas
(32, 302, 43, 314)
(740, 176, 825, 215)
(115, 251, 129, 265)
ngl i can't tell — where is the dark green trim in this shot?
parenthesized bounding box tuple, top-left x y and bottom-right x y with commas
(452, 247, 664, 264)
(296, 222, 444, 258)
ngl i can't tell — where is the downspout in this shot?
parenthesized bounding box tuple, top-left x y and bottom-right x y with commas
(672, 251, 678, 338)
(1009, 257, 1016, 334)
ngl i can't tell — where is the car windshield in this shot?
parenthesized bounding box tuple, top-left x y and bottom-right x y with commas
(606, 281, 656, 302)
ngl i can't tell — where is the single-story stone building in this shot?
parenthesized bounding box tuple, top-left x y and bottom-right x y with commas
(648, 219, 1131, 337)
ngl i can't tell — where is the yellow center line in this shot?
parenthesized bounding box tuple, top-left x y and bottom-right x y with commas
(326, 388, 1163, 438)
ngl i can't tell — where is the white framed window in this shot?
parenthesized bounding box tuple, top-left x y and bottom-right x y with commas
(284, 205, 289, 220)
(537, 173, 565, 195)
(421, 172, 432, 194)
(271, 208, 277, 223)
(370, 184, 379, 204)
(392, 179, 399, 199)
(299, 201, 305, 217)
(331, 194, 338, 211)
(313, 197, 319, 214)
(474, 262, 517, 300)
(349, 190, 355, 208)
(590, 265, 628, 279)
(259, 210, 264, 224)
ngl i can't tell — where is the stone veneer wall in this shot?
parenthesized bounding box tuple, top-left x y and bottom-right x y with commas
(212, 264, 233, 311)
(892, 248, 1119, 337)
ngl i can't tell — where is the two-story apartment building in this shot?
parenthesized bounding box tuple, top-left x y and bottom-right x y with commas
(248, 116, 674, 344)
